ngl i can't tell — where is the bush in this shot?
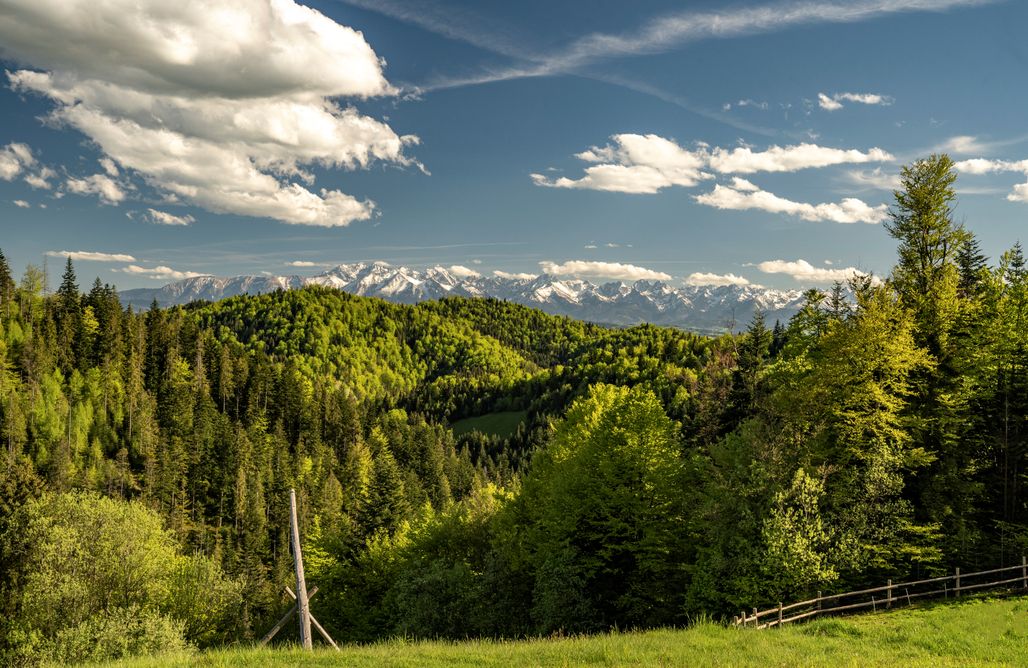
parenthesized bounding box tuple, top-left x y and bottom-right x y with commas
(2, 492, 239, 663)
(38, 606, 189, 665)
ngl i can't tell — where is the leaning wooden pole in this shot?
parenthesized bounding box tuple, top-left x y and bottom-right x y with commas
(289, 488, 313, 650)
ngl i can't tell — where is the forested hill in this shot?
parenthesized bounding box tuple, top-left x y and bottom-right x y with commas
(4, 157, 1028, 666)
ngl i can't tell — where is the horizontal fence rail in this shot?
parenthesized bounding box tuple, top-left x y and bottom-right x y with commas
(734, 556, 1028, 629)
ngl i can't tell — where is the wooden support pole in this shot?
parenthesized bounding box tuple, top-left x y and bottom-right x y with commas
(283, 587, 336, 649)
(260, 605, 298, 646)
(955, 567, 961, 598)
(1022, 556, 1026, 589)
(777, 602, 783, 627)
(752, 607, 758, 628)
(308, 613, 339, 650)
(816, 591, 822, 615)
(887, 579, 892, 609)
(260, 587, 319, 646)
(290, 489, 313, 650)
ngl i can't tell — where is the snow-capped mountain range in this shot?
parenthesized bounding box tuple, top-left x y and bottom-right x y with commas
(120, 262, 808, 332)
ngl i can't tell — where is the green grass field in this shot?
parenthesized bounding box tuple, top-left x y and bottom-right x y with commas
(450, 410, 528, 438)
(100, 596, 1028, 667)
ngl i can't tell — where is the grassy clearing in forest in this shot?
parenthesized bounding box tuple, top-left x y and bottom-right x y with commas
(100, 596, 1028, 667)
(450, 410, 528, 438)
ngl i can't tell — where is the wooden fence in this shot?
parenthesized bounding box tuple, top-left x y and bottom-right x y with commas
(734, 556, 1028, 629)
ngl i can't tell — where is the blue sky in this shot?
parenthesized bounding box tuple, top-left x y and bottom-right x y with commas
(1, 0, 1026, 290)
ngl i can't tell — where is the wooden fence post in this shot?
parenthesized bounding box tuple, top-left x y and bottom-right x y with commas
(777, 602, 783, 627)
(289, 489, 313, 650)
(816, 591, 822, 615)
(740, 611, 747, 627)
(887, 579, 892, 609)
(955, 567, 961, 598)
(752, 607, 758, 628)
(1022, 556, 1026, 589)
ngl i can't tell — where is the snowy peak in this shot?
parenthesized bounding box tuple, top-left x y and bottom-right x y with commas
(120, 262, 808, 333)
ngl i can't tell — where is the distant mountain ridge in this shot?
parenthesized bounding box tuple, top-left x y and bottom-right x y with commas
(120, 262, 808, 332)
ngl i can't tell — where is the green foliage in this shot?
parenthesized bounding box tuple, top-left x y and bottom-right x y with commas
(516, 385, 689, 633)
(3, 163, 1028, 661)
(34, 606, 188, 666)
(2, 492, 237, 662)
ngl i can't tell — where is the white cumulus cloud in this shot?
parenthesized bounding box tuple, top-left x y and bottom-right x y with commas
(2, 0, 419, 227)
(0, 142, 35, 181)
(65, 173, 126, 204)
(754, 259, 875, 283)
(532, 134, 892, 194)
(538, 260, 672, 282)
(116, 264, 209, 280)
(818, 92, 893, 111)
(532, 134, 709, 194)
(47, 250, 136, 262)
(446, 265, 481, 278)
(287, 260, 322, 268)
(685, 272, 751, 287)
(695, 178, 889, 224)
(493, 270, 537, 281)
(707, 143, 893, 174)
(954, 158, 1028, 202)
(145, 208, 195, 226)
(13, 199, 30, 208)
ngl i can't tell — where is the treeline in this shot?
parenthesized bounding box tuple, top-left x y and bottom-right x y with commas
(2, 156, 1028, 662)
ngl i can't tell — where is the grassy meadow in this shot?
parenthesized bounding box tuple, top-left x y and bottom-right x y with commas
(100, 596, 1028, 668)
(450, 410, 528, 438)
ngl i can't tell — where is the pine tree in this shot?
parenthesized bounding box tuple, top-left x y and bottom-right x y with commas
(56, 257, 79, 317)
(0, 248, 14, 320)
(1004, 241, 1026, 285)
(957, 234, 989, 298)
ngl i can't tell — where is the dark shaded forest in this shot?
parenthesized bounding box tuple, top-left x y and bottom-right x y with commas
(3, 155, 1028, 664)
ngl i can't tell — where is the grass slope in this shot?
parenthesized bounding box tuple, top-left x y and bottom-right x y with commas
(450, 410, 528, 438)
(102, 596, 1028, 667)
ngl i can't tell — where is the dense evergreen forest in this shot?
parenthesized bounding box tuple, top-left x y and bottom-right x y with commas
(3, 155, 1028, 664)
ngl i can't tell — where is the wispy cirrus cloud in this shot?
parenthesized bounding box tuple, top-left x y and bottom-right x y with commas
(380, 0, 998, 92)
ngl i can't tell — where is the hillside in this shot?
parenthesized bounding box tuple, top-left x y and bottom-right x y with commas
(102, 597, 1028, 668)
(120, 261, 806, 333)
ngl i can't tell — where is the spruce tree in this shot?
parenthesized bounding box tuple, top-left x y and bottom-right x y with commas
(0, 248, 14, 319)
(57, 257, 79, 316)
(957, 234, 989, 297)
